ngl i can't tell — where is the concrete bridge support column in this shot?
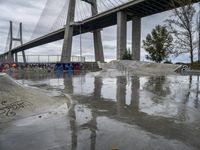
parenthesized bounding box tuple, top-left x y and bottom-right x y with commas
(61, 0, 76, 63)
(8, 53, 14, 63)
(93, 30, 104, 62)
(3, 55, 5, 62)
(130, 77, 140, 110)
(8, 21, 14, 63)
(93, 77, 102, 99)
(22, 51, 26, 64)
(1, 56, 4, 62)
(91, 0, 104, 62)
(64, 76, 74, 94)
(116, 76, 126, 115)
(4, 54, 7, 62)
(20, 23, 26, 64)
(6, 56, 9, 63)
(117, 11, 127, 60)
(4, 55, 6, 63)
(3, 55, 6, 63)
(15, 53, 18, 63)
(132, 17, 141, 61)
(7, 54, 9, 62)
(0, 56, 3, 62)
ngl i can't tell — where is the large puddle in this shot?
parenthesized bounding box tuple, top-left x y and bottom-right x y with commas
(3, 71, 200, 150)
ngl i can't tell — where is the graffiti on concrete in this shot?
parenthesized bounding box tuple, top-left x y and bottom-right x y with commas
(0, 100, 33, 117)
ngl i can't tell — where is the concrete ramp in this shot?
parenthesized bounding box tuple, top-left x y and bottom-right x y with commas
(98, 60, 181, 76)
(0, 74, 70, 122)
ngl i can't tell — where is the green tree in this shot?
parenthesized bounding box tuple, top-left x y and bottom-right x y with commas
(165, 0, 197, 64)
(143, 25, 174, 63)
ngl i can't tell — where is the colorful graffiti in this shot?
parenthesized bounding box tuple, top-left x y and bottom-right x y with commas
(0, 63, 3, 72)
(54, 63, 82, 72)
(54, 63, 83, 76)
(0, 63, 83, 73)
(0, 63, 18, 72)
(0, 100, 33, 117)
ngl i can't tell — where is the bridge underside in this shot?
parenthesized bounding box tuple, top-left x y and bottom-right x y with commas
(1, 0, 199, 59)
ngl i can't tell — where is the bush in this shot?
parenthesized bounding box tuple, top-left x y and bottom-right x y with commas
(175, 62, 186, 65)
(164, 60, 172, 64)
(122, 48, 132, 60)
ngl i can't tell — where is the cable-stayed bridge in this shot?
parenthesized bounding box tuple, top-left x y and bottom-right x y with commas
(0, 0, 199, 63)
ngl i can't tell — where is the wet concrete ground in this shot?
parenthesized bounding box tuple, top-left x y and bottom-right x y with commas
(0, 72, 200, 150)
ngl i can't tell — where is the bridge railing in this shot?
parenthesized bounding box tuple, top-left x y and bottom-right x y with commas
(17, 55, 85, 63)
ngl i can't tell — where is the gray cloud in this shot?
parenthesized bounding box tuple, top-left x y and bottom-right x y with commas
(0, 0, 198, 62)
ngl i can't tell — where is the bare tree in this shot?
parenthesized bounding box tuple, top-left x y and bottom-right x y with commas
(165, 0, 198, 64)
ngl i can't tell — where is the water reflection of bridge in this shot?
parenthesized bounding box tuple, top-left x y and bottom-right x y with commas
(13, 73, 200, 149)
(62, 75, 200, 150)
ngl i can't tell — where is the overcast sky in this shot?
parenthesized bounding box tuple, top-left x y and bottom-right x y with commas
(0, 0, 199, 62)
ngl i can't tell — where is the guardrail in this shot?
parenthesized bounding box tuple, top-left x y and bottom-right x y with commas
(16, 55, 85, 63)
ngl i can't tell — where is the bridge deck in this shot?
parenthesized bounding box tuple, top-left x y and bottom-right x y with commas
(1, 0, 199, 56)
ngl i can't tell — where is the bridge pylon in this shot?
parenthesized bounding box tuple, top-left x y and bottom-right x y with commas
(7, 21, 26, 64)
(116, 11, 141, 61)
(84, 0, 105, 62)
(61, 0, 76, 63)
(61, 0, 105, 63)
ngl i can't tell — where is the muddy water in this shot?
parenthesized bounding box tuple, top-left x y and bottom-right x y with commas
(4, 72, 200, 150)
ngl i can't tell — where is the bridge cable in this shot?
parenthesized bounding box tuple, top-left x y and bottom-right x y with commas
(104, 0, 114, 9)
(100, 0, 110, 10)
(81, 0, 88, 20)
(50, 1, 68, 32)
(100, 0, 109, 11)
(31, 0, 50, 39)
(75, 0, 79, 21)
(31, 0, 65, 40)
(80, 0, 88, 19)
(116, 0, 125, 4)
(113, 0, 121, 5)
(84, 1, 92, 18)
(96, 1, 104, 12)
(96, 1, 104, 13)
(62, 1, 68, 25)
(77, 0, 83, 20)
(5, 29, 10, 52)
(13, 24, 21, 48)
(107, 0, 117, 7)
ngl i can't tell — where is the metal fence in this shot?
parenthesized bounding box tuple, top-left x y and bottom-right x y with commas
(17, 55, 85, 63)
